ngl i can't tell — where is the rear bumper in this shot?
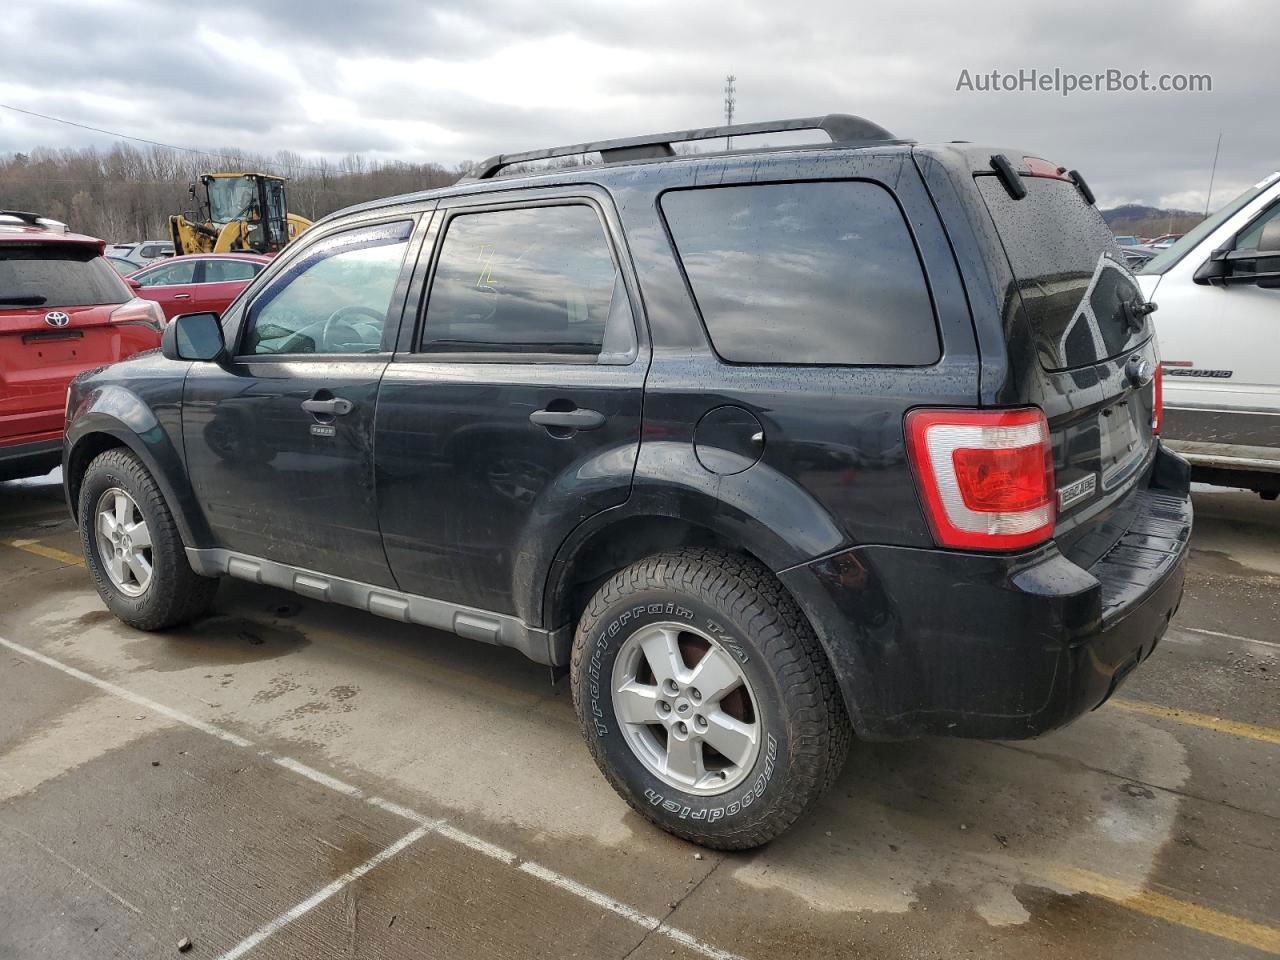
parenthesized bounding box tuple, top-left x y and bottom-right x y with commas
(780, 444, 1192, 740)
(0, 436, 62, 481)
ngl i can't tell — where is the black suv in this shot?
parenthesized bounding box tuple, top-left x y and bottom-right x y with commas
(64, 115, 1191, 849)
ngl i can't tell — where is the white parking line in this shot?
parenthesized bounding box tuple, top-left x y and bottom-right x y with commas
(0, 635, 252, 747)
(215, 825, 432, 960)
(1173, 625, 1279, 651)
(0, 634, 744, 960)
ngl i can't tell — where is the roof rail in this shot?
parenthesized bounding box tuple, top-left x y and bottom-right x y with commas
(468, 114, 898, 180)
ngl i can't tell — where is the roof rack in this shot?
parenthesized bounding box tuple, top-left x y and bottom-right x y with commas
(0, 210, 45, 225)
(468, 114, 898, 180)
(0, 210, 69, 233)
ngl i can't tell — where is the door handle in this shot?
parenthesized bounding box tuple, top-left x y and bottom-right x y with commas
(173, 293, 191, 299)
(529, 407, 606, 431)
(301, 397, 354, 416)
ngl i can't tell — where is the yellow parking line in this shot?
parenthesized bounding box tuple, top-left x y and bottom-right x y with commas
(1054, 866, 1280, 955)
(1110, 698, 1280, 746)
(0, 538, 84, 567)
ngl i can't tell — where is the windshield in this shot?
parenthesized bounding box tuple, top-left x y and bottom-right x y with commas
(205, 175, 261, 224)
(1141, 172, 1280, 275)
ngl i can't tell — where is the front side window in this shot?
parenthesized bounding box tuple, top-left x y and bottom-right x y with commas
(241, 220, 412, 356)
(661, 181, 939, 365)
(135, 260, 197, 287)
(422, 205, 623, 357)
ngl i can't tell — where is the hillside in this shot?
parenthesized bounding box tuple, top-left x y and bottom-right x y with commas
(1101, 204, 1204, 239)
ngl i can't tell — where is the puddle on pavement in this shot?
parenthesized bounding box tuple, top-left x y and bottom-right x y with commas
(122, 615, 311, 669)
(730, 712, 1189, 926)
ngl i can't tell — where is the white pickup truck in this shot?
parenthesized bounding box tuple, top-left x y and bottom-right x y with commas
(1137, 172, 1280, 499)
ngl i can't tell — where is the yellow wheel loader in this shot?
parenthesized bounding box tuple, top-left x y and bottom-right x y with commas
(169, 173, 312, 256)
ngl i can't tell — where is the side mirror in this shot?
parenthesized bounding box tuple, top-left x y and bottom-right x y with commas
(127, 278, 142, 290)
(161, 312, 225, 362)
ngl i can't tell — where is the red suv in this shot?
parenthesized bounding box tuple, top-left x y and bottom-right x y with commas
(1, 211, 163, 480)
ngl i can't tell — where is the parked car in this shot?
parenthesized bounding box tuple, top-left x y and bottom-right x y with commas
(105, 255, 139, 276)
(106, 240, 174, 268)
(63, 116, 1191, 849)
(0, 211, 164, 480)
(1113, 234, 1140, 246)
(126, 253, 271, 322)
(1147, 233, 1183, 248)
(1137, 171, 1280, 499)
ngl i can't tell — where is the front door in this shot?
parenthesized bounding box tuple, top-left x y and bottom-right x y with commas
(183, 218, 419, 586)
(1155, 200, 1280, 449)
(132, 257, 201, 321)
(375, 195, 647, 616)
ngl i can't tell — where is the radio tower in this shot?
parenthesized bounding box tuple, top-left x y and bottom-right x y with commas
(724, 74, 736, 150)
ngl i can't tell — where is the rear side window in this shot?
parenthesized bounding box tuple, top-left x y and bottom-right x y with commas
(204, 259, 260, 283)
(422, 205, 623, 358)
(0, 245, 130, 308)
(977, 175, 1147, 370)
(660, 181, 939, 365)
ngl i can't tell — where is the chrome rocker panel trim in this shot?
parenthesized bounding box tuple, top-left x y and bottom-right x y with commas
(186, 547, 566, 666)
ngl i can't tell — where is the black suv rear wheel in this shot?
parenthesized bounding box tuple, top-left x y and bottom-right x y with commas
(78, 448, 218, 630)
(571, 548, 850, 849)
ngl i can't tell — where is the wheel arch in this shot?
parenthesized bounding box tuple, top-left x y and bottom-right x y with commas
(65, 415, 210, 549)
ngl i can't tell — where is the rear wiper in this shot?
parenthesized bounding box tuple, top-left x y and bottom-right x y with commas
(0, 295, 48, 305)
(1122, 297, 1158, 332)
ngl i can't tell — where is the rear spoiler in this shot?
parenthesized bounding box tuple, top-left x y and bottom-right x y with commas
(988, 155, 1096, 205)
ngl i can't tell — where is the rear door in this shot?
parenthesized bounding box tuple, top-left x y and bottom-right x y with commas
(974, 169, 1160, 557)
(196, 257, 264, 314)
(375, 189, 647, 615)
(0, 242, 141, 446)
(132, 258, 201, 320)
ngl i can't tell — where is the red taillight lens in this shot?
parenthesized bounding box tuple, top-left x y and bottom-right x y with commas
(110, 298, 165, 330)
(906, 408, 1055, 551)
(1152, 363, 1163, 434)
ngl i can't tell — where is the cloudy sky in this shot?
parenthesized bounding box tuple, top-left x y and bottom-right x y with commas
(2, 0, 1274, 209)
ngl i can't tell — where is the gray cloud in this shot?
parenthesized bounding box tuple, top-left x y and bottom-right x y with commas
(1, 0, 1274, 208)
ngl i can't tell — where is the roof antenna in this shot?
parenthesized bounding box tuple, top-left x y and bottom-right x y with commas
(724, 74, 736, 150)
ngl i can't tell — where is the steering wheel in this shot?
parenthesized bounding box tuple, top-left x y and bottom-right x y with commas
(320, 304, 384, 351)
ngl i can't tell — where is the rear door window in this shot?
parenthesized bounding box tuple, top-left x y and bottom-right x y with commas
(421, 204, 625, 358)
(204, 259, 261, 283)
(976, 175, 1148, 370)
(660, 181, 939, 365)
(0, 245, 130, 307)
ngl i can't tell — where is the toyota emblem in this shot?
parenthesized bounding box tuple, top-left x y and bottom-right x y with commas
(44, 311, 71, 328)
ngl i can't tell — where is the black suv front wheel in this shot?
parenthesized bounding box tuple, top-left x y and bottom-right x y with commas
(571, 549, 850, 849)
(79, 448, 218, 630)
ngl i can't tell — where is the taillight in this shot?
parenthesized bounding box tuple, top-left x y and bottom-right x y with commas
(110, 298, 165, 330)
(905, 408, 1055, 551)
(1152, 363, 1163, 434)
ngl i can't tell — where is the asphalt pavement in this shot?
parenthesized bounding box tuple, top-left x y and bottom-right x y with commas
(1, 469, 1276, 959)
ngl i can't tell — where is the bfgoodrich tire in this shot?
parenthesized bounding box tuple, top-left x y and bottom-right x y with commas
(78, 448, 218, 630)
(571, 549, 851, 849)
